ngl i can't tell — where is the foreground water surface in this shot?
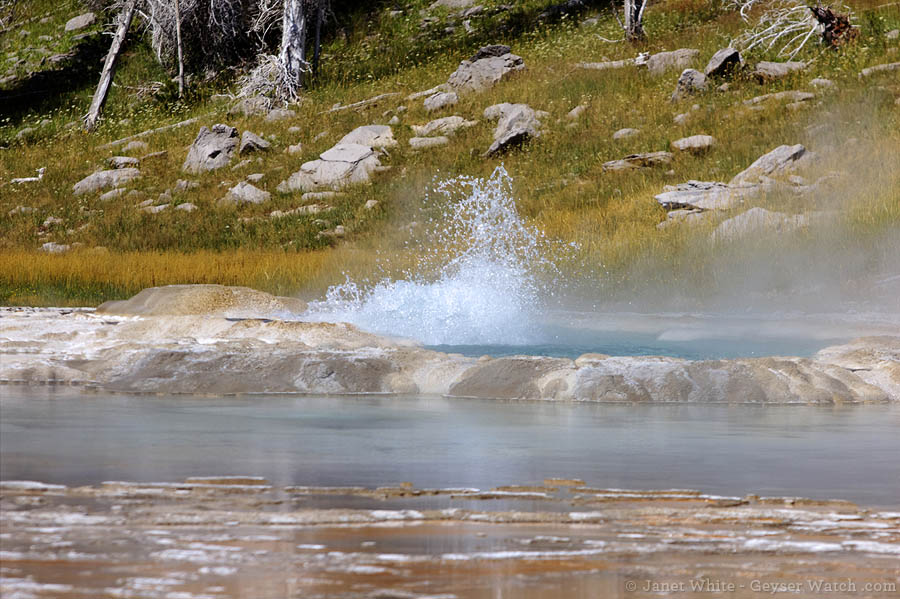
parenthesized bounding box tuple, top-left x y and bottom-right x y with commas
(2, 387, 898, 506)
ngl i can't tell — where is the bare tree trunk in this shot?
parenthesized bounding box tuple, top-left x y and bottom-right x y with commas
(84, 0, 136, 131)
(312, 0, 324, 80)
(280, 0, 307, 98)
(174, 0, 184, 97)
(624, 0, 645, 42)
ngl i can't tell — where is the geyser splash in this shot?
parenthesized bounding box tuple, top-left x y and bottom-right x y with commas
(305, 167, 561, 345)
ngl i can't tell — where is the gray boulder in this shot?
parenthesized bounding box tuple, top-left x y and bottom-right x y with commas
(603, 151, 673, 172)
(612, 127, 640, 140)
(338, 125, 398, 149)
(711, 207, 808, 243)
(655, 180, 762, 211)
(752, 61, 805, 81)
(411, 115, 477, 136)
(730, 144, 811, 185)
(182, 124, 238, 173)
(447, 49, 525, 94)
(106, 156, 139, 169)
(73, 168, 140, 195)
(219, 182, 271, 206)
(645, 48, 699, 76)
(704, 48, 742, 78)
(40, 242, 71, 254)
(64, 13, 95, 32)
(239, 131, 271, 155)
(409, 136, 450, 150)
(482, 103, 542, 157)
(277, 143, 381, 193)
(671, 134, 716, 154)
(424, 91, 459, 112)
(671, 69, 707, 101)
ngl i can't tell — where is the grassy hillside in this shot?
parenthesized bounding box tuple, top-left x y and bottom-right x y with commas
(1, 0, 898, 306)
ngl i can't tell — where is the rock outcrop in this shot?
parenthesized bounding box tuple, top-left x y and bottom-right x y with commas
(671, 134, 716, 154)
(447, 45, 525, 93)
(729, 144, 812, 185)
(182, 125, 238, 173)
(704, 48, 742, 78)
(239, 131, 270, 155)
(711, 207, 808, 242)
(482, 102, 543, 156)
(73, 168, 140, 195)
(644, 48, 699, 76)
(277, 143, 381, 193)
(752, 61, 805, 81)
(671, 69, 708, 101)
(97, 284, 307, 317)
(218, 182, 270, 206)
(411, 115, 477, 136)
(338, 125, 398, 149)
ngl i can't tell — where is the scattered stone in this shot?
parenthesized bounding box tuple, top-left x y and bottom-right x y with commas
(704, 48, 742, 78)
(265, 108, 296, 122)
(98, 188, 126, 202)
(141, 150, 168, 163)
(40, 242, 70, 253)
(239, 131, 271, 155)
(655, 180, 762, 211)
(858, 62, 900, 78)
(406, 84, 449, 101)
(219, 182, 270, 206)
(228, 96, 269, 117)
(246, 173, 264, 183)
(73, 168, 140, 195)
(123, 140, 149, 154)
(424, 91, 459, 112)
(176, 202, 198, 212)
(64, 12, 95, 32)
(612, 128, 640, 140)
(182, 124, 238, 173)
(174, 179, 199, 192)
(712, 207, 808, 242)
(447, 47, 525, 93)
(730, 144, 812, 185)
(717, 82, 730, 92)
(270, 204, 330, 218)
(603, 151, 673, 172)
(566, 104, 587, 120)
(143, 204, 169, 214)
(15, 127, 36, 143)
(656, 208, 712, 230)
(313, 131, 328, 142)
(482, 103, 543, 157)
(886, 29, 899, 40)
(409, 136, 450, 150)
(42, 216, 63, 228)
(231, 158, 252, 171)
(671, 134, 716, 154)
(288, 126, 302, 134)
(744, 90, 814, 105)
(671, 69, 707, 101)
(106, 156, 139, 169)
(301, 191, 344, 202)
(752, 61, 806, 81)
(673, 113, 691, 125)
(410, 115, 477, 136)
(365, 200, 379, 210)
(137, 199, 154, 208)
(810, 77, 835, 89)
(388, 115, 401, 125)
(644, 48, 699, 76)
(277, 144, 381, 193)
(287, 143, 303, 155)
(339, 125, 398, 149)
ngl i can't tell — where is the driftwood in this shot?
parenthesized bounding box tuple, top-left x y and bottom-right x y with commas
(84, 0, 137, 131)
(326, 92, 401, 113)
(98, 116, 201, 150)
(174, 0, 184, 97)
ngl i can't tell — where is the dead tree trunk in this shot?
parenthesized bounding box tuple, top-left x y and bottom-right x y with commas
(174, 0, 184, 97)
(624, 0, 646, 42)
(84, 0, 136, 131)
(312, 0, 325, 80)
(279, 0, 308, 99)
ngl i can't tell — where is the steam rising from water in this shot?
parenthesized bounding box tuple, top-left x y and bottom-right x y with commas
(305, 167, 559, 345)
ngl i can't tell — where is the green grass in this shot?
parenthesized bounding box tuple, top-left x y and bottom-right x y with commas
(1, 0, 899, 305)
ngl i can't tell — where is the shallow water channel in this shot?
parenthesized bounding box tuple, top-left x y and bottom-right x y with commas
(2, 387, 898, 506)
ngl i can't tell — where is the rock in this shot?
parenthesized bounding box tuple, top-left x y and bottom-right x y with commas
(142, 150, 167, 163)
(671, 69, 707, 101)
(231, 158, 252, 171)
(482, 103, 543, 157)
(365, 200, 379, 210)
(176, 202, 198, 212)
(97, 284, 307, 317)
(730, 144, 811, 185)
(602, 151, 673, 172)
(858, 62, 900, 78)
(265, 108, 296, 122)
(743, 90, 814, 105)
(711, 207, 808, 242)
(277, 144, 381, 193)
(270, 203, 330, 218)
(106, 156, 139, 169)
(424, 91, 458, 112)
(388, 115, 401, 125)
(470, 44, 510, 61)
(228, 96, 269, 117)
(409, 136, 450, 150)
(219, 182, 271, 206)
(338, 125, 398, 149)
(142, 204, 169, 214)
(302, 191, 343, 201)
(64, 12, 95, 32)
(182, 124, 238, 173)
(704, 48, 742, 78)
(411, 116, 477, 136)
(246, 173, 264, 183)
(239, 131, 271, 155)
(42, 216, 63, 227)
(810, 77, 835, 89)
(655, 180, 762, 211)
(566, 104, 587, 120)
(174, 179, 199, 192)
(671, 134, 716, 154)
(73, 168, 141, 195)
(644, 48, 699, 76)
(673, 112, 691, 125)
(429, 0, 475, 9)
(123, 140, 149, 154)
(657, 208, 712, 230)
(40, 242, 70, 254)
(752, 61, 805, 81)
(612, 128, 640, 140)
(15, 127, 36, 143)
(98, 188, 126, 202)
(886, 29, 899, 40)
(446, 49, 525, 94)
